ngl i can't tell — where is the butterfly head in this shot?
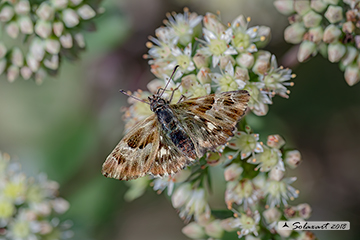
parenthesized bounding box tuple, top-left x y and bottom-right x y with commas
(148, 94, 170, 112)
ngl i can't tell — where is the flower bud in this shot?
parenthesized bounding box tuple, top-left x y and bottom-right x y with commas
(45, 39, 61, 54)
(252, 51, 271, 75)
(171, 183, 192, 208)
(77, 4, 96, 20)
(284, 23, 306, 44)
(70, 0, 83, 6)
(341, 46, 358, 66)
(324, 5, 343, 23)
(30, 38, 45, 61)
(273, 0, 294, 15)
(297, 40, 316, 62)
(53, 21, 64, 37)
(20, 66, 32, 80)
(15, 1, 30, 14)
(193, 52, 209, 68)
(35, 20, 52, 38)
(236, 53, 254, 69)
(328, 42, 346, 62)
(263, 207, 281, 224)
(297, 203, 312, 219)
(75, 33, 85, 48)
(342, 21, 355, 34)
(182, 222, 206, 239)
(308, 26, 323, 44)
(205, 220, 224, 239)
(220, 218, 237, 232)
(36, 2, 55, 21)
(60, 33, 73, 48)
(310, 0, 328, 13)
(203, 12, 226, 34)
(267, 135, 285, 149)
(323, 24, 341, 43)
(294, 0, 311, 16)
(220, 55, 235, 69)
(323, 0, 339, 4)
(0, 6, 14, 22)
(26, 54, 40, 72)
(0, 59, 6, 75)
(224, 163, 243, 181)
(62, 9, 79, 28)
(44, 55, 59, 70)
(11, 47, 24, 67)
(51, 0, 68, 9)
(303, 10, 322, 28)
(268, 166, 284, 181)
(6, 22, 19, 39)
(0, 42, 7, 58)
(18, 16, 33, 34)
(234, 66, 249, 81)
(285, 150, 302, 169)
(344, 64, 360, 86)
(7, 65, 19, 82)
(196, 67, 211, 84)
(276, 228, 292, 237)
(181, 74, 197, 89)
(35, 68, 47, 85)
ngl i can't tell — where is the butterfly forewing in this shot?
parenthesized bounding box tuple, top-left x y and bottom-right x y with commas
(102, 114, 160, 180)
(170, 90, 250, 151)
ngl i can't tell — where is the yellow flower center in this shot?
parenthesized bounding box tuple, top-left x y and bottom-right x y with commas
(232, 32, 250, 51)
(209, 39, 227, 56)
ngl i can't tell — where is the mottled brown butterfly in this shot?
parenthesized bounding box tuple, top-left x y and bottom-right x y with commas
(102, 66, 250, 180)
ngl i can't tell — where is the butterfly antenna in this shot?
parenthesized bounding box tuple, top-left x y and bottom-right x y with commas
(160, 65, 179, 97)
(119, 89, 150, 105)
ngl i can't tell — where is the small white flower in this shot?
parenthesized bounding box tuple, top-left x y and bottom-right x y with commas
(232, 210, 260, 238)
(210, 62, 245, 92)
(265, 177, 299, 208)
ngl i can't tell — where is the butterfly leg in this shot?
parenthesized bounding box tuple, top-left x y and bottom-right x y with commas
(177, 94, 187, 103)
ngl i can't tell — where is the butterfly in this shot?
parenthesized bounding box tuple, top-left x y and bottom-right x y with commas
(102, 67, 250, 180)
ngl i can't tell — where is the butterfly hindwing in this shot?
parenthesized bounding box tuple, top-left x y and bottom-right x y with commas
(148, 130, 195, 177)
(170, 90, 250, 152)
(102, 114, 160, 180)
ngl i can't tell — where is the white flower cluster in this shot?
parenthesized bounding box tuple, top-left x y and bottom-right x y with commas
(0, 0, 100, 84)
(0, 152, 72, 240)
(274, 0, 360, 86)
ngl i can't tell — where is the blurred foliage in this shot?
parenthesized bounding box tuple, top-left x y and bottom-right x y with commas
(0, 0, 359, 240)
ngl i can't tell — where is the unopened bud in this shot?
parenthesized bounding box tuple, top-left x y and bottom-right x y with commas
(45, 39, 60, 54)
(0, 6, 14, 22)
(182, 222, 206, 239)
(303, 10, 322, 28)
(284, 23, 306, 44)
(224, 163, 243, 181)
(273, 0, 294, 15)
(344, 64, 360, 86)
(11, 47, 24, 67)
(205, 220, 224, 239)
(308, 26, 323, 44)
(53, 21, 64, 37)
(18, 16, 33, 34)
(26, 54, 40, 72)
(323, 24, 341, 43)
(77, 4, 96, 20)
(267, 135, 285, 149)
(7, 65, 19, 82)
(297, 40, 316, 62)
(35, 68, 47, 85)
(6, 22, 19, 39)
(70, 0, 83, 6)
(269, 166, 284, 181)
(51, 0, 68, 9)
(60, 33, 73, 48)
(36, 2, 55, 21)
(44, 55, 59, 70)
(181, 74, 197, 89)
(30, 38, 45, 61)
(193, 52, 209, 68)
(62, 8, 79, 28)
(285, 150, 302, 169)
(220, 55, 235, 69)
(234, 66, 249, 81)
(310, 0, 328, 13)
(263, 208, 281, 224)
(294, 0, 311, 16)
(20, 66, 32, 80)
(342, 21, 355, 34)
(75, 33, 85, 48)
(323, 0, 339, 4)
(236, 53, 254, 69)
(35, 20, 52, 38)
(328, 42, 346, 62)
(15, 1, 31, 14)
(196, 67, 211, 84)
(341, 46, 358, 66)
(324, 5, 343, 23)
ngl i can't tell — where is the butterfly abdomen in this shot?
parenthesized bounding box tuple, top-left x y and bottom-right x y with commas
(155, 105, 197, 159)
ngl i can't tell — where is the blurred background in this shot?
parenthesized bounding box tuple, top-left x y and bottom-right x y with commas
(0, 0, 359, 239)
